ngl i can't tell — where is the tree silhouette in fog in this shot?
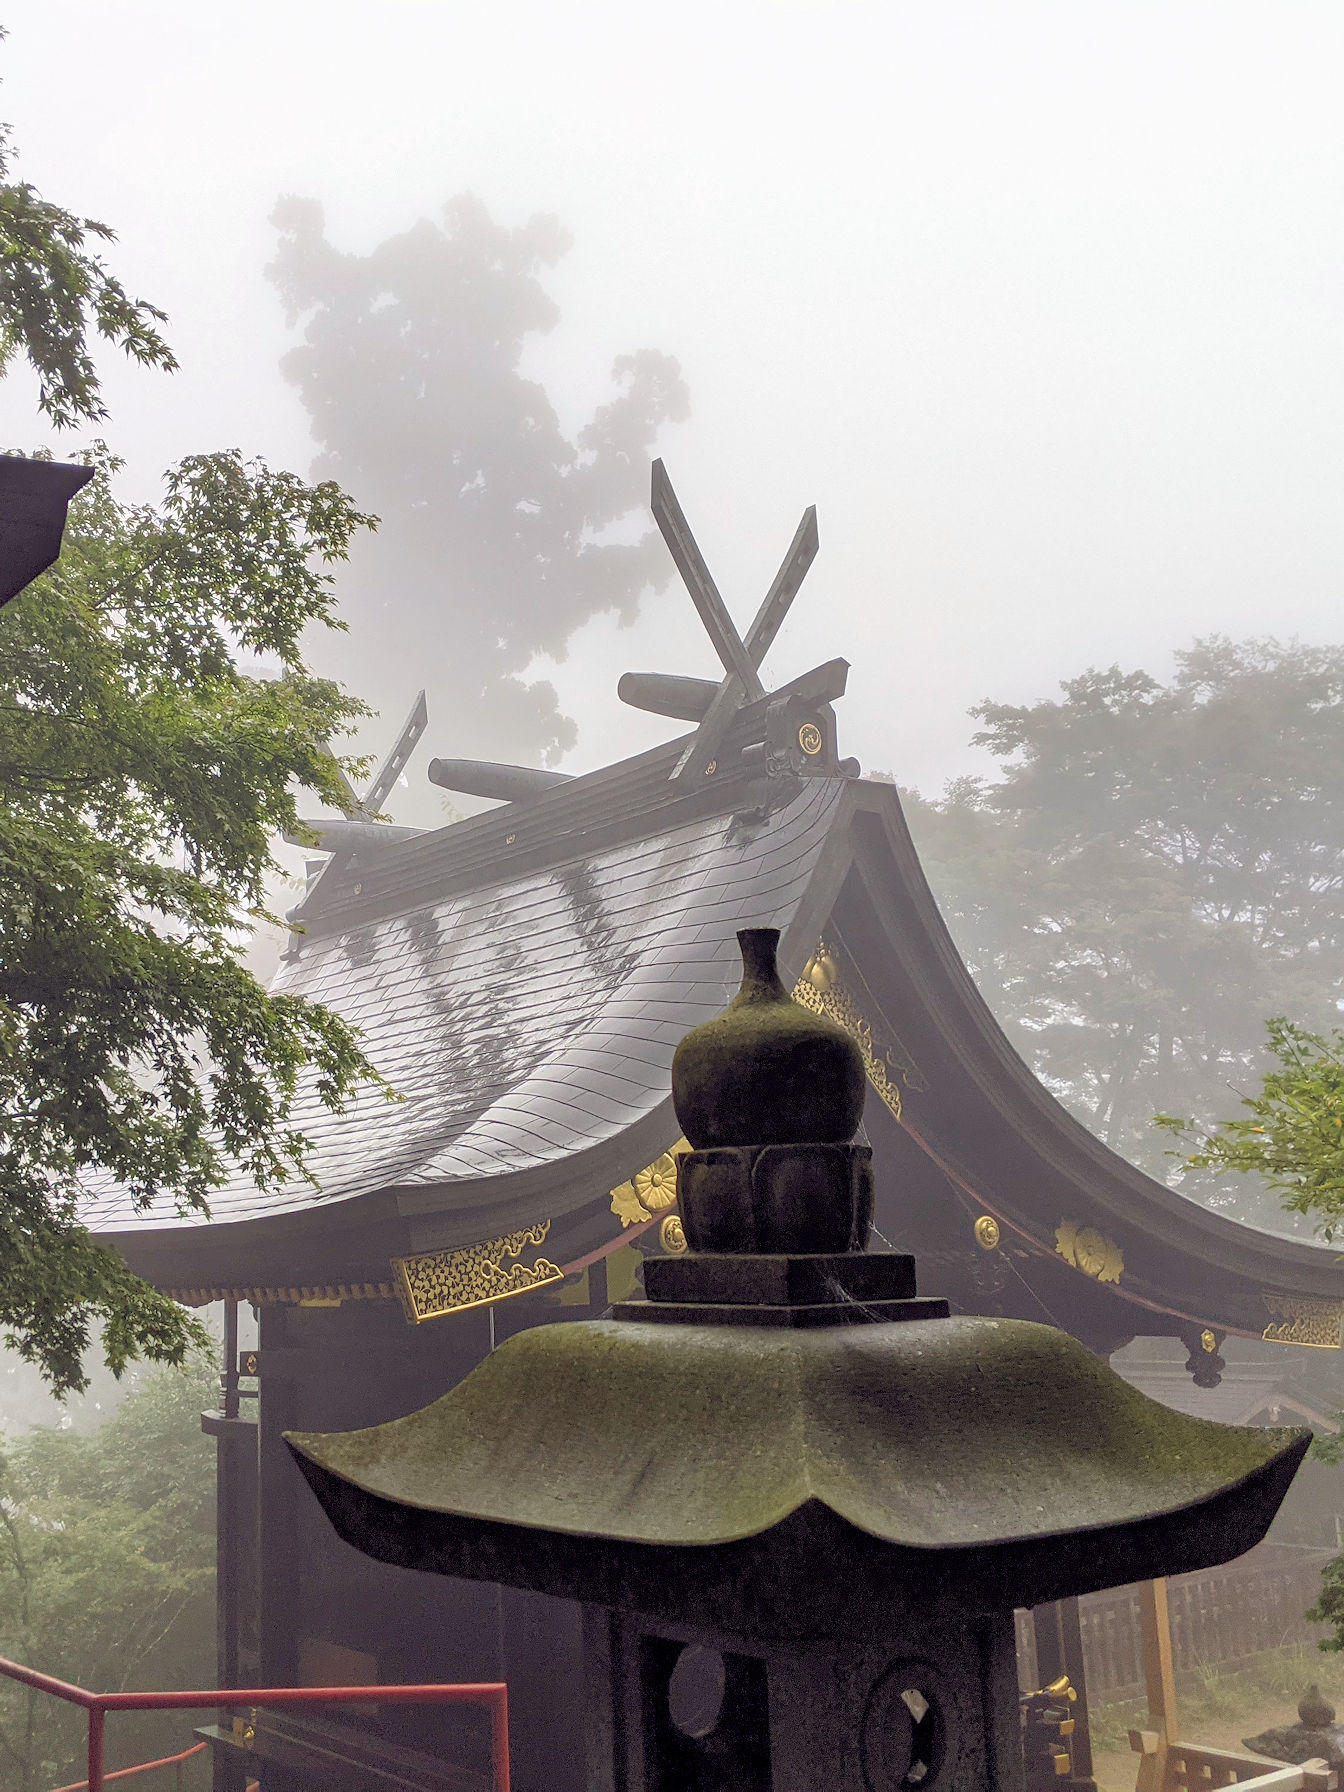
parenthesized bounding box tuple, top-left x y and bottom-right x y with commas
(268, 194, 689, 789)
(899, 637, 1344, 1229)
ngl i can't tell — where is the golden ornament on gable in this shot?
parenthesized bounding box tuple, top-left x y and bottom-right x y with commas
(609, 1180, 651, 1228)
(659, 1213, 688, 1255)
(1262, 1293, 1344, 1349)
(802, 947, 839, 993)
(973, 1214, 1001, 1252)
(633, 1154, 681, 1212)
(610, 1139, 692, 1228)
(394, 1222, 562, 1323)
(792, 943, 920, 1119)
(1055, 1220, 1123, 1285)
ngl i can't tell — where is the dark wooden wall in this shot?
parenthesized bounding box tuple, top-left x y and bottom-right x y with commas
(253, 1293, 591, 1792)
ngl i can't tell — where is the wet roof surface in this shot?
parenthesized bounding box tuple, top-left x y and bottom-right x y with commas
(84, 779, 844, 1233)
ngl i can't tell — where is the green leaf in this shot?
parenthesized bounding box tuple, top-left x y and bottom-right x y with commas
(0, 450, 383, 1392)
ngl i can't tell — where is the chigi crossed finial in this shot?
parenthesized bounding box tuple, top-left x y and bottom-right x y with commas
(285, 690, 429, 928)
(292, 461, 846, 936)
(644, 460, 819, 783)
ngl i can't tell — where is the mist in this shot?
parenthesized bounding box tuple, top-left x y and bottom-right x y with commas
(0, 0, 1339, 801)
(4, 12, 1344, 1790)
(266, 190, 687, 811)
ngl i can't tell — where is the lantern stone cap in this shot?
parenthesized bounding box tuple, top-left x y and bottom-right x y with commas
(286, 1312, 1306, 1564)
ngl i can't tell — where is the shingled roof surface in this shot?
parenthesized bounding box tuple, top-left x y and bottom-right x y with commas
(82, 777, 845, 1235)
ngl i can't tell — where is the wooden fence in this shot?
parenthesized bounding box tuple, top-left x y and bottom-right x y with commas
(1015, 1545, 1335, 1703)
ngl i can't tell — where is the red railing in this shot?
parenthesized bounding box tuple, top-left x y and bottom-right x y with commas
(0, 1656, 509, 1792)
(51, 1739, 208, 1790)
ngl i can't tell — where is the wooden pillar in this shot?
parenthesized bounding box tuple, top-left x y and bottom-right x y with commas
(1134, 1576, 1178, 1792)
(257, 1301, 302, 1689)
(1142, 1577, 1178, 1737)
(204, 1300, 259, 1792)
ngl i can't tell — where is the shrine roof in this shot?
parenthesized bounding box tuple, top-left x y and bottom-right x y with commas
(85, 750, 1344, 1340)
(83, 744, 849, 1251)
(76, 460, 1344, 1340)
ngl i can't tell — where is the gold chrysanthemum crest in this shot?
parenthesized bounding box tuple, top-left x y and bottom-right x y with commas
(610, 1140, 692, 1228)
(1055, 1219, 1123, 1285)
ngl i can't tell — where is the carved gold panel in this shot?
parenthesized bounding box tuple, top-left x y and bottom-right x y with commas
(1262, 1293, 1344, 1349)
(795, 945, 916, 1122)
(393, 1222, 563, 1323)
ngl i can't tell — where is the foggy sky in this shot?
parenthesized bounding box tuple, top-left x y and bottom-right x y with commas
(1, 1, 1341, 803)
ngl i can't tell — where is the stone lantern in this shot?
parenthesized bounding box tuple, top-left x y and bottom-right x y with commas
(287, 929, 1309, 1792)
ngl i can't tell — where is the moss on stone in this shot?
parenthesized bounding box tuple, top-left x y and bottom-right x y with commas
(287, 1314, 1304, 1551)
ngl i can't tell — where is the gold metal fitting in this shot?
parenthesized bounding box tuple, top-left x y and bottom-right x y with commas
(659, 1213, 688, 1255)
(973, 1214, 1001, 1251)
